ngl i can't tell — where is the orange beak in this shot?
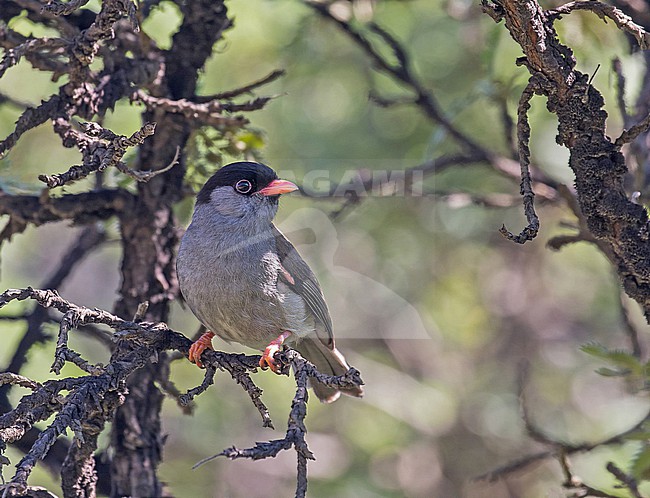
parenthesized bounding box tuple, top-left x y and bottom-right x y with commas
(257, 179, 299, 196)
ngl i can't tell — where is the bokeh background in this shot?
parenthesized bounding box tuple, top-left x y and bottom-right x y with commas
(1, 0, 650, 496)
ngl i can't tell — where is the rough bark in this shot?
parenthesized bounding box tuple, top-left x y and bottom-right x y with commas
(108, 2, 232, 496)
(485, 0, 650, 319)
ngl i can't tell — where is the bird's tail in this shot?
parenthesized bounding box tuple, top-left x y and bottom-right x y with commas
(294, 339, 364, 403)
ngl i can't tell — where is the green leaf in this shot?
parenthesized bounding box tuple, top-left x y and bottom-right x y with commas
(595, 367, 627, 377)
(237, 130, 265, 150)
(581, 342, 612, 359)
(581, 343, 641, 373)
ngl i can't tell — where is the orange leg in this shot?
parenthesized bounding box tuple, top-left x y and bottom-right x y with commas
(260, 331, 292, 373)
(188, 331, 216, 368)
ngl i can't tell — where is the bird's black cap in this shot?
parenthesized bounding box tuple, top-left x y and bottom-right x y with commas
(196, 162, 278, 204)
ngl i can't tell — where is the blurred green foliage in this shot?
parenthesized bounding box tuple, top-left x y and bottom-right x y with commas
(2, 0, 650, 497)
(184, 126, 267, 191)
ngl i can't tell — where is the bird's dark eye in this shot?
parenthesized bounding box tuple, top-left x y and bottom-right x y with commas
(235, 179, 253, 194)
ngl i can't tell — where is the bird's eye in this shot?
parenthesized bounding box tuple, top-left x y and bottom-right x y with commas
(235, 179, 253, 194)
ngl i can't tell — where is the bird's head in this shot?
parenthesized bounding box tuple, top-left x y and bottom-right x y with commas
(195, 162, 298, 225)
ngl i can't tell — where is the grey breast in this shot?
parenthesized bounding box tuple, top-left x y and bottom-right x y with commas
(177, 219, 310, 350)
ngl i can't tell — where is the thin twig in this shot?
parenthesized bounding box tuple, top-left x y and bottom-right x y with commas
(0, 374, 40, 391)
(179, 366, 216, 407)
(476, 365, 650, 482)
(547, 1, 650, 49)
(619, 290, 643, 359)
(0, 25, 70, 76)
(615, 113, 650, 147)
(0, 96, 62, 156)
(612, 58, 629, 125)
(499, 78, 540, 243)
(606, 462, 643, 498)
(193, 351, 319, 498)
(0, 37, 68, 79)
(194, 69, 286, 101)
(114, 145, 180, 182)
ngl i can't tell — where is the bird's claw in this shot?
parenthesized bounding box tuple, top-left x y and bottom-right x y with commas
(260, 344, 282, 373)
(260, 331, 292, 374)
(188, 331, 216, 368)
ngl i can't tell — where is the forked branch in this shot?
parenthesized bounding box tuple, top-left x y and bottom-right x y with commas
(0, 288, 364, 498)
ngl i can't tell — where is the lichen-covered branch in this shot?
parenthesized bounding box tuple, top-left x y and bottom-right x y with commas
(0, 373, 40, 391)
(499, 78, 540, 243)
(193, 349, 362, 498)
(0, 226, 108, 494)
(2, 225, 106, 377)
(195, 69, 286, 101)
(68, 0, 137, 69)
(0, 25, 70, 77)
(0, 96, 63, 156)
(39, 122, 157, 188)
(0, 188, 134, 230)
(43, 0, 92, 16)
(133, 92, 251, 129)
(0, 288, 364, 497)
(0, 37, 68, 79)
(483, 0, 650, 319)
(547, 0, 650, 49)
(475, 0, 650, 488)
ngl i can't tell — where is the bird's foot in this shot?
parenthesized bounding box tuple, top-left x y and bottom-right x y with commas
(260, 331, 292, 373)
(188, 331, 216, 368)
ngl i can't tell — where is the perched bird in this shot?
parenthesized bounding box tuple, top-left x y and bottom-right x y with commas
(177, 161, 363, 402)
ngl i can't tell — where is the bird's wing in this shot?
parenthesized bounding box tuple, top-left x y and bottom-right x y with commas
(272, 226, 334, 349)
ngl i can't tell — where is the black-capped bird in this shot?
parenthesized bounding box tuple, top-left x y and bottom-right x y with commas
(176, 161, 363, 402)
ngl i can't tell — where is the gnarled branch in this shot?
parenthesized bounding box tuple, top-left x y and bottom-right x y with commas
(0, 288, 364, 498)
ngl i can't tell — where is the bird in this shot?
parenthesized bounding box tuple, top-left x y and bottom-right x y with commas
(176, 161, 363, 402)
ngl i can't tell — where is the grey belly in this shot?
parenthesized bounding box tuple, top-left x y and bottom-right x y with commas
(178, 254, 312, 350)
